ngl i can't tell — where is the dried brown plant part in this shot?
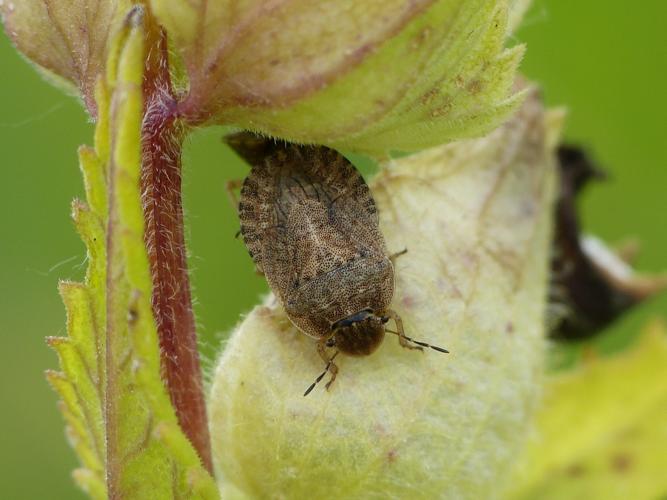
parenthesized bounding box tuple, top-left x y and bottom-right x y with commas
(549, 146, 667, 340)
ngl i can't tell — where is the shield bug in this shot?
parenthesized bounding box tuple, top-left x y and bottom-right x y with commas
(226, 132, 448, 395)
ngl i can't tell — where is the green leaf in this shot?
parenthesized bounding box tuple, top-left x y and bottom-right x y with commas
(46, 8, 217, 499)
(506, 321, 667, 500)
(153, 0, 525, 156)
(209, 89, 562, 497)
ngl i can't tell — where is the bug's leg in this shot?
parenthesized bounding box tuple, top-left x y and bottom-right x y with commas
(385, 309, 422, 351)
(383, 309, 450, 353)
(317, 338, 339, 391)
(389, 248, 408, 264)
(225, 179, 243, 209)
(303, 340, 339, 396)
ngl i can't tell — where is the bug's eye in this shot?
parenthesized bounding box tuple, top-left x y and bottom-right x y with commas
(325, 338, 336, 347)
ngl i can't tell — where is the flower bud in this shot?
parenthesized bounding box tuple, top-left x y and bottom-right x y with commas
(1, 0, 129, 114)
(209, 88, 562, 497)
(154, 0, 529, 155)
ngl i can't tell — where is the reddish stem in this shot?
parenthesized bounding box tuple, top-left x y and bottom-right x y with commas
(140, 27, 213, 473)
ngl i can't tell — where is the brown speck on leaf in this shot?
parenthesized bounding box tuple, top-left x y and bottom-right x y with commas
(127, 290, 141, 326)
(566, 463, 586, 478)
(505, 322, 514, 334)
(611, 452, 633, 473)
(452, 379, 465, 392)
(549, 145, 667, 340)
(580, 345, 598, 364)
(127, 308, 139, 326)
(420, 88, 439, 105)
(429, 94, 453, 118)
(387, 449, 399, 463)
(401, 295, 416, 309)
(467, 79, 482, 95)
(373, 423, 387, 436)
(411, 26, 432, 49)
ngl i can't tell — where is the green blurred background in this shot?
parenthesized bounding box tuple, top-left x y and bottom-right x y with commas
(0, 1, 665, 498)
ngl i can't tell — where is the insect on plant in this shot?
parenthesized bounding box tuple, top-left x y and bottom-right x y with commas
(226, 132, 448, 395)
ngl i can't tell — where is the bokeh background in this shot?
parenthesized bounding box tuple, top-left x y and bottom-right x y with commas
(1, 1, 665, 498)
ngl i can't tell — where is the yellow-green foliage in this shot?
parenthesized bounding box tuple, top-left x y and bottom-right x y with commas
(209, 89, 559, 498)
(508, 321, 667, 500)
(46, 10, 217, 499)
(150, 0, 526, 156)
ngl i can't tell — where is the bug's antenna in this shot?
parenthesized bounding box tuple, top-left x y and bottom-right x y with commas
(386, 329, 449, 353)
(304, 352, 339, 396)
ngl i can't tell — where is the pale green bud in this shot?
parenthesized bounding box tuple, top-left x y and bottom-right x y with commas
(209, 88, 562, 498)
(153, 0, 530, 155)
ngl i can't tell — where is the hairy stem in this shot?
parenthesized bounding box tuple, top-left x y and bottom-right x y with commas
(140, 26, 213, 473)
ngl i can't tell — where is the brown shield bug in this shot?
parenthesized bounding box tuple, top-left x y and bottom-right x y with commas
(226, 132, 448, 395)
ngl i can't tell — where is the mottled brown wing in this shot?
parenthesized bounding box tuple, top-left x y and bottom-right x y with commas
(236, 167, 274, 272)
(233, 132, 383, 276)
(265, 200, 360, 300)
(262, 199, 393, 337)
(263, 148, 384, 298)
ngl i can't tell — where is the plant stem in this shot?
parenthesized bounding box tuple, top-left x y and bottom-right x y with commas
(140, 26, 213, 474)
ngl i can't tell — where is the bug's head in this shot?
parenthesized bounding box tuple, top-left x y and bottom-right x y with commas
(329, 309, 387, 356)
